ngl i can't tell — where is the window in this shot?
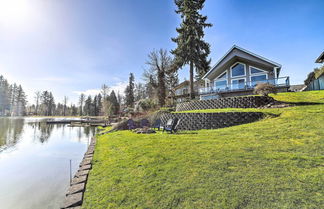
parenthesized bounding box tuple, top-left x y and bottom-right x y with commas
(251, 74, 267, 86)
(217, 72, 227, 79)
(250, 67, 265, 74)
(231, 63, 246, 77)
(232, 78, 245, 90)
(215, 80, 227, 90)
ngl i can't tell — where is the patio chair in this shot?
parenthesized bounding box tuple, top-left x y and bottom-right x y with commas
(152, 119, 161, 130)
(127, 119, 136, 130)
(140, 118, 150, 128)
(163, 118, 180, 134)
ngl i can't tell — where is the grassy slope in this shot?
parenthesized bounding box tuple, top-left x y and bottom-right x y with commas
(83, 91, 324, 209)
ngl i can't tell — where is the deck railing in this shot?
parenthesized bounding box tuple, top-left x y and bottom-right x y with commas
(199, 76, 290, 95)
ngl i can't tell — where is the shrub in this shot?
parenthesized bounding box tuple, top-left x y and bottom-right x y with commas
(134, 99, 157, 112)
(254, 83, 277, 97)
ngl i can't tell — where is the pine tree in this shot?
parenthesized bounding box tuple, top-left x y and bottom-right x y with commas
(171, 0, 212, 99)
(97, 93, 102, 116)
(109, 90, 119, 115)
(84, 96, 92, 116)
(166, 70, 179, 97)
(63, 96, 68, 116)
(79, 93, 85, 116)
(125, 73, 135, 107)
(16, 85, 27, 116)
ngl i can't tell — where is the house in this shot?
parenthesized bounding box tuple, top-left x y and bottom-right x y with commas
(200, 45, 290, 100)
(315, 51, 324, 64)
(173, 80, 204, 103)
(305, 51, 324, 91)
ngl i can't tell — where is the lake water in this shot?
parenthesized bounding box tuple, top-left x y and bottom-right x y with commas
(0, 117, 96, 209)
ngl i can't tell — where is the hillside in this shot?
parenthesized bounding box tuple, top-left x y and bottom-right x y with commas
(82, 91, 324, 209)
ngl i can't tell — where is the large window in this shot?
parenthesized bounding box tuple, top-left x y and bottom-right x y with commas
(215, 80, 227, 90)
(214, 71, 227, 90)
(217, 72, 227, 79)
(250, 67, 265, 74)
(249, 66, 268, 86)
(251, 74, 267, 86)
(232, 78, 245, 90)
(231, 63, 246, 77)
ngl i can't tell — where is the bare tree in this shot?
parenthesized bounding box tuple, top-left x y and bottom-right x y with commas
(101, 84, 110, 100)
(34, 91, 41, 115)
(145, 49, 173, 107)
(63, 96, 68, 116)
(79, 93, 85, 116)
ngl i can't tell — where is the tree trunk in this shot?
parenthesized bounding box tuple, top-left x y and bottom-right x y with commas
(189, 61, 194, 99)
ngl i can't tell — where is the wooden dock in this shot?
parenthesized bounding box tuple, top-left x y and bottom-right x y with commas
(46, 119, 108, 127)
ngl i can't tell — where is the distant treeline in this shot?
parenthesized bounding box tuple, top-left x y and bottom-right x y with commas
(0, 75, 27, 116)
(27, 88, 121, 117)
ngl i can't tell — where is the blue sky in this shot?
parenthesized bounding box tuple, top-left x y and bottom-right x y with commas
(0, 0, 323, 104)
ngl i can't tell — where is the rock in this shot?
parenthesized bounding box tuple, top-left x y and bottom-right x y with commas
(71, 175, 87, 185)
(67, 183, 85, 195)
(79, 164, 91, 171)
(63, 192, 83, 208)
(75, 169, 90, 177)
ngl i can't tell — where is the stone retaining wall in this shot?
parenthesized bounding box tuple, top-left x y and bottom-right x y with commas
(176, 96, 276, 112)
(61, 137, 96, 209)
(160, 112, 264, 131)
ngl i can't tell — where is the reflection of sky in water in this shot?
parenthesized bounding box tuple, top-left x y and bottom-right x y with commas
(0, 117, 96, 209)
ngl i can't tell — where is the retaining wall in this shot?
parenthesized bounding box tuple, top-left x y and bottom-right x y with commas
(160, 112, 265, 131)
(176, 96, 276, 112)
(61, 137, 96, 209)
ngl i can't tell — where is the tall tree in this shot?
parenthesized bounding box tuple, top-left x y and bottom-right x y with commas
(145, 49, 173, 106)
(40, 91, 55, 116)
(34, 91, 41, 115)
(171, 0, 212, 99)
(166, 70, 179, 98)
(63, 96, 68, 116)
(109, 90, 119, 115)
(125, 73, 135, 107)
(101, 84, 109, 100)
(79, 93, 85, 116)
(97, 93, 103, 116)
(84, 96, 92, 116)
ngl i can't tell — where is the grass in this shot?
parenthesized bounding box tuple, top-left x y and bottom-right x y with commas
(82, 91, 324, 209)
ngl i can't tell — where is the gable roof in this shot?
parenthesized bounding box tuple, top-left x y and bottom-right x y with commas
(315, 51, 324, 63)
(202, 45, 281, 79)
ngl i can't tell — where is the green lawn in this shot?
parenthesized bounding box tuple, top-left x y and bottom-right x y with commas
(82, 91, 324, 209)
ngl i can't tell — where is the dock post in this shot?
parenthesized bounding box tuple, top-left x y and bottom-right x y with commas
(69, 159, 72, 186)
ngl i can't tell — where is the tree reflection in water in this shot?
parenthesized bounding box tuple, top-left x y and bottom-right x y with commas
(0, 118, 25, 151)
(0, 118, 97, 150)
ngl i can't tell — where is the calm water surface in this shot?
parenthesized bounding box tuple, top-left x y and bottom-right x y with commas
(0, 117, 96, 209)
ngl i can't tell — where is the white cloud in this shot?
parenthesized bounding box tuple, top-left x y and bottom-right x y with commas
(73, 81, 128, 97)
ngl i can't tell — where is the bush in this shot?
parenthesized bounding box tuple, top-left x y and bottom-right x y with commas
(254, 83, 277, 97)
(134, 99, 157, 112)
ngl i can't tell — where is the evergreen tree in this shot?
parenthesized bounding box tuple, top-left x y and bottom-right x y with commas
(84, 96, 92, 116)
(125, 73, 135, 107)
(171, 0, 212, 99)
(93, 95, 98, 116)
(40, 91, 55, 116)
(16, 85, 27, 116)
(97, 93, 102, 116)
(79, 93, 85, 116)
(63, 96, 68, 116)
(109, 90, 119, 115)
(166, 70, 179, 97)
